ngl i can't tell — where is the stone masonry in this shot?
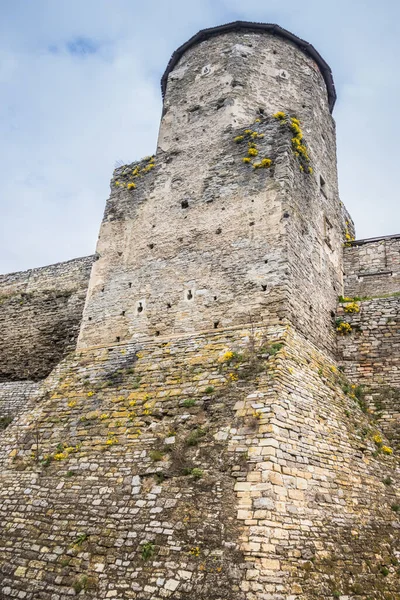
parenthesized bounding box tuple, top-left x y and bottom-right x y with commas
(0, 21, 399, 600)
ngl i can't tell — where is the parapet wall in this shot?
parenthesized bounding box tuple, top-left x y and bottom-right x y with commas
(343, 234, 400, 298)
(0, 256, 94, 382)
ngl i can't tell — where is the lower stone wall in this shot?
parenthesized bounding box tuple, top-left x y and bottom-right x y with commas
(337, 296, 400, 450)
(0, 255, 94, 382)
(0, 381, 40, 421)
(0, 325, 399, 599)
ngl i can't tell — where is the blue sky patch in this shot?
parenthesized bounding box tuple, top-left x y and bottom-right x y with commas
(66, 37, 100, 56)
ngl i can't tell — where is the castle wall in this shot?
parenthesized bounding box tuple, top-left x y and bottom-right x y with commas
(78, 30, 350, 356)
(0, 256, 94, 382)
(337, 296, 400, 450)
(0, 326, 399, 598)
(0, 381, 40, 422)
(338, 239, 400, 449)
(343, 235, 400, 298)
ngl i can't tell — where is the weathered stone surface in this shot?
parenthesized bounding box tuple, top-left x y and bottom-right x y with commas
(0, 256, 94, 382)
(0, 21, 399, 600)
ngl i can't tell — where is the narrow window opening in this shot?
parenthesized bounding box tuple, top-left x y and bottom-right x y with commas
(320, 175, 327, 198)
(137, 302, 144, 313)
(309, 305, 313, 312)
(216, 98, 226, 110)
(264, 259, 268, 264)
(181, 200, 189, 209)
(117, 251, 122, 257)
(88, 317, 92, 321)
(261, 285, 267, 291)
(116, 336, 120, 342)
(187, 290, 193, 300)
(128, 282, 132, 288)
(121, 310, 125, 316)
(148, 243, 154, 249)
(216, 227, 222, 234)
(330, 310, 336, 319)
(101, 287, 105, 292)
(258, 107, 265, 114)
(249, 221, 255, 226)
(155, 331, 160, 337)
(214, 321, 220, 329)
(167, 303, 172, 309)
(213, 296, 217, 301)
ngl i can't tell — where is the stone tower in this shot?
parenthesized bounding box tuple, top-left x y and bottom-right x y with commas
(77, 22, 352, 355)
(1, 22, 399, 600)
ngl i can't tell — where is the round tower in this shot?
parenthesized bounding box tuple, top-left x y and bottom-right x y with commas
(158, 22, 337, 197)
(78, 22, 350, 355)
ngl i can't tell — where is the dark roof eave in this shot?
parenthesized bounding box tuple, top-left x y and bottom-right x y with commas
(161, 21, 336, 113)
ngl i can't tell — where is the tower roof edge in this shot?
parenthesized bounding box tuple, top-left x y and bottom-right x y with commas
(161, 21, 336, 112)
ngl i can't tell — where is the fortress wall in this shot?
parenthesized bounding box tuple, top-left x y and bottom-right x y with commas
(343, 235, 400, 298)
(337, 296, 400, 450)
(0, 326, 399, 599)
(0, 256, 94, 382)
(78, 30, 350, 356)
(0, 381, 40, 421)
(339, 238, 400, 449)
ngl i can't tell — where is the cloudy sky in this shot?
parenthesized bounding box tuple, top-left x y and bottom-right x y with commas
(0, 0, 399, 273)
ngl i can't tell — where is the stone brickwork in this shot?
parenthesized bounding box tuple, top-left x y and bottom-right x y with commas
(78, 27, 352, 357)
(337, 296, 400, 451)
(343, 235, 400, 298)
(0, 381, 40, 421)
(1, 21, 400, 600)
(0, 256, 94, 382)
(0, 325, 399, 599)
(338, 236, 400, 453)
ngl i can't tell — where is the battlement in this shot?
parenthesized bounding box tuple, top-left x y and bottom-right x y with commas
(344, 234, 400, 298)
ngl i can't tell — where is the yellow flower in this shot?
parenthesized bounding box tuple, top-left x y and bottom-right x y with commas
(251, 132, 258, 138)
(219, 351, 234, 363)
(68, 400, 77, 408)
(242, 157, 251, 163)
(100, 413, 109, 420)
(234, 135, 244, 143)
(87, 391, 94, 397)
(299, 165, 304, 172)
(132, 167, 140, 176)
(106, 438, 118, 446)
(336, 322, 352, 335)
(260, 158, 272, 168)
(273, 111, 286, 120)
(344, 302, 360, 314)
(290, 122, 302, 137)
(254, 118, 261, 123)
(292, 137, 301, 147)
(308, 167, 313, 174)
(127, 182, 136, 190)
(291, 117, 300, 126)
(244, 129, 252, 135)
(382, 446, 393, 455)
(248, 147, 258, 157)
(54, 452, 67, 461)
(228, 372, 238, 382)
(115, 181, 120, 186)
(373, 434, 383, 446)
